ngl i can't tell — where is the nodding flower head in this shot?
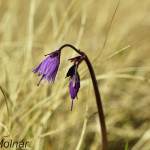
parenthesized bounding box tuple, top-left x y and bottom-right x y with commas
(66, 64, 80, 111)
(33, 50, 61, 86)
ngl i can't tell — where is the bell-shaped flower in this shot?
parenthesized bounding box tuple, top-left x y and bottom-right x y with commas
(33, 50, 61, 86)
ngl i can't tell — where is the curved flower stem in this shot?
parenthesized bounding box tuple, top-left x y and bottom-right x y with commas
(59, 44, 108, 150)
(59, 44, 85, 56)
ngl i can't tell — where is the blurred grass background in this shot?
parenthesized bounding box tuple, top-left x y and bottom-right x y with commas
(0, 0, 150, 150)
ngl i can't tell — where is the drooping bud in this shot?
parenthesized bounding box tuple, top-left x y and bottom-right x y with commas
(66, 64, 80, 111)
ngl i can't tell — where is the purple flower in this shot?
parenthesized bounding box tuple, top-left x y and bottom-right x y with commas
(33, 50, 61, 86)
(66, 65, 80, 111)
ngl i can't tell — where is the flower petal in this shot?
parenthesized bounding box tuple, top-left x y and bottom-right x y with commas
(32, 63, 42, 73)
(37, 75, 45, 86)
(33, 50, 61, 85)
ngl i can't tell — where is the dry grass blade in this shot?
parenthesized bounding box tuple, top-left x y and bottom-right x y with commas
(0, 86, 10, 120)
(104, 45, 131, 61)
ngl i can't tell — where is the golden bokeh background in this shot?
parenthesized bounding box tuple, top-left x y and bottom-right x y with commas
(0, 0, 150, 150)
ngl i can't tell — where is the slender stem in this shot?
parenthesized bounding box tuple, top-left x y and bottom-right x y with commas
(59, 44, 108, 150)
(85, 57, 108, 150)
